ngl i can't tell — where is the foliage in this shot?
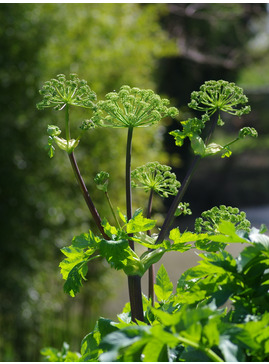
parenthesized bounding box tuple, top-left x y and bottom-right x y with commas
(42, 227, 269, 362)
(37, 75, 266, 361)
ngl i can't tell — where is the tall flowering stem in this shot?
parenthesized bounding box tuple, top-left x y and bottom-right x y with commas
(36, 74, 108, 238)
(93, 86, 178, 322)
(131, 161, 181, 302)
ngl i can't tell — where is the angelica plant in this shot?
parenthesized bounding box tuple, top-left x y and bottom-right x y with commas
(92, 86, 179, 321)
(38, 76, 263, 358)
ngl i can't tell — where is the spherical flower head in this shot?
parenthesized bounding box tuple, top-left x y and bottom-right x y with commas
(131, 161, 181, 198)
(188, 80, 251, 125)
(92, 85, 179, 128)
(37, 73, 97, 111)
(194, 205, 251, 234)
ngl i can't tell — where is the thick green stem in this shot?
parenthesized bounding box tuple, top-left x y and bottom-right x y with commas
(155, 155, 201, 245)
(68, 152, 109, 240)
(126, 127, 133, 227)
(147, 189, 155, 304)
(125, 126, 144, 322)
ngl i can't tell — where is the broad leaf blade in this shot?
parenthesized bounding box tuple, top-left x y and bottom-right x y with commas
(154, 264, 173, 302)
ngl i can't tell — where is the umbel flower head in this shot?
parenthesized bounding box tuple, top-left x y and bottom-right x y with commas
(188, 80, 251, 125)
(36, 73, 97, 111)
(194, 205, 251, 234)
(92, 85, 178, 128)
(131, 161, 180, 198)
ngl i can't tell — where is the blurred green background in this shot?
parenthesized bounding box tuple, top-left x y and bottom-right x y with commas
(1, 3, 269, 361)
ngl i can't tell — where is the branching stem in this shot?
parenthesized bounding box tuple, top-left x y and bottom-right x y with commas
(147, 188, 155, 304)
(155, 113, 219, 245)
(68, 152, 109, 240)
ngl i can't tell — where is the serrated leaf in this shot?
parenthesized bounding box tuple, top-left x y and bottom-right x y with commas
(126, 211, 156, 234)
(63, 255, 99, 297)
(117, 207, 127, 224)
(154, 264, 173, 302)
(60, 245, 89, 280)
(169, 228, 196, 252)
(72, 230, 100, 249)
(99, 239, 129, 270)
(99, 239, 144, 276)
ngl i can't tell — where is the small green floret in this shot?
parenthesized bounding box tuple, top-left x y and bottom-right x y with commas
(131, 161, 180, 198)
(175, 202, 192, 217)
(94, 171, 109, 193)
(195, 205, 251, 234)
(188, 80, 251, 125)
(37, 73, 97, 111)
(92, 85, 178, 128)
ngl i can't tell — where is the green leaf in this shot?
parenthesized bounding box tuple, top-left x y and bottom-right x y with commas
(117, 207, 127, 224)
(60, 245, 89, 280)
(59, 241, 99, 297)
(154, 264, 173, 302)
(99, 239, 144, 276)
(169, 228, 196, 252)
(126, 210, 156, 233)
(142, 340, 168, 362)
(63, 261, 88, 297)
(71, 231, 100, 249)
(99, 239, 129, 270)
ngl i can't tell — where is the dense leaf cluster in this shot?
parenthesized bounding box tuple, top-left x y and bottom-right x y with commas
(43, 222, 269, 362)
(37, 77, 265, 362)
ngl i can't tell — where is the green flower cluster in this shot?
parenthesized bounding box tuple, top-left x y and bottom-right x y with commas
(195, 205, 251, 234)
(94, 171, 109, 193)
(36, 73, 97, 111)
(188, 80, 251, 126)
(131, 161, 180, 198)
(92, 85, 178, 128)
(174, 202, 192, 217)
